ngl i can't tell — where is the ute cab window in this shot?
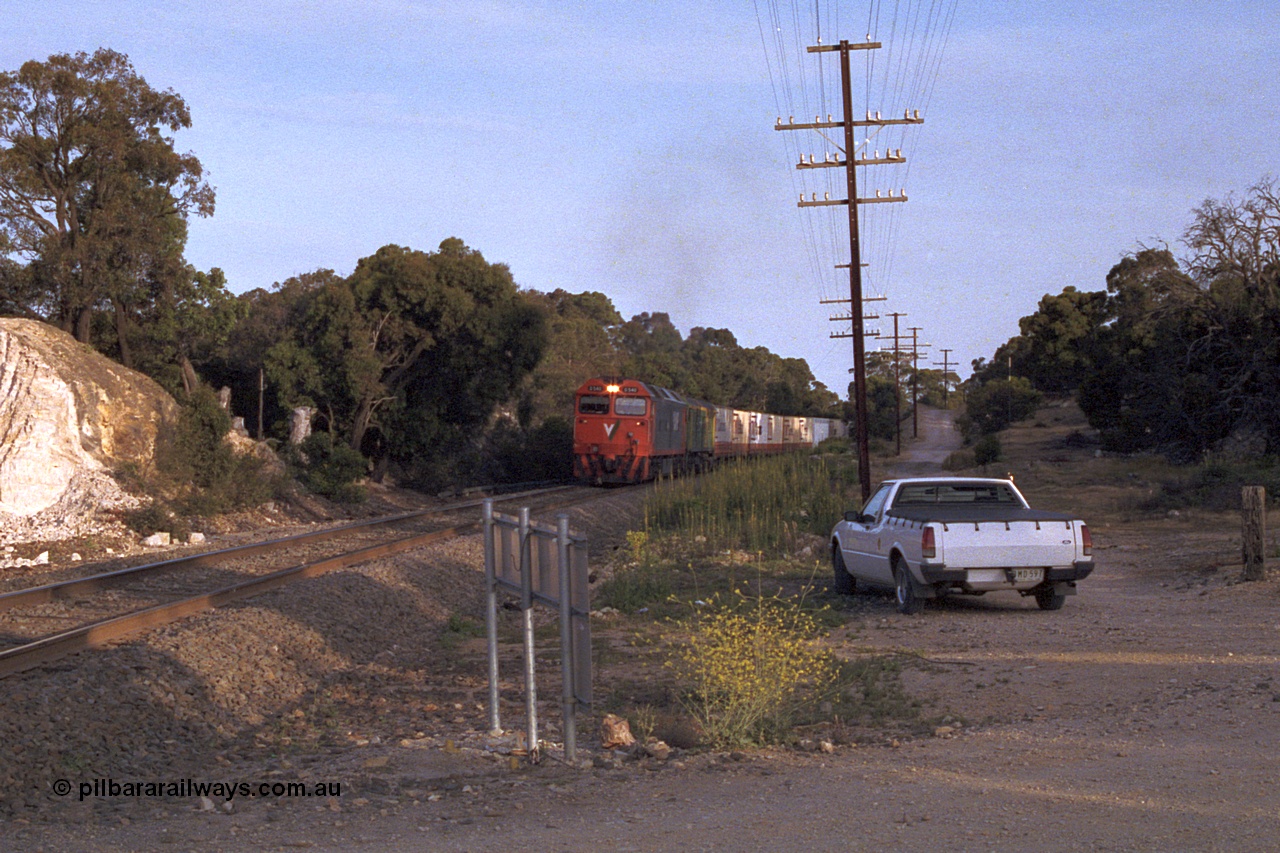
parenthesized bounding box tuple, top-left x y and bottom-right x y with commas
(578, 396, 610, 415)
(895, 482, 1022, 505)
(615, 397, 647, 416)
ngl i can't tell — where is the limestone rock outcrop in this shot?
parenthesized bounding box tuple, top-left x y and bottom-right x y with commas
(0, 318, 178, 517)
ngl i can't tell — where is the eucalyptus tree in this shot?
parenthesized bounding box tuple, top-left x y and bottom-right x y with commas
(0, 49, 214, 350)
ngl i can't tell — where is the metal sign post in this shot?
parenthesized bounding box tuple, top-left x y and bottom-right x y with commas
(482, 500, 592, 763)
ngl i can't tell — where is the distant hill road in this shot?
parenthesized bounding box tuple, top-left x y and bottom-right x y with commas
(878, 405, 962, 480)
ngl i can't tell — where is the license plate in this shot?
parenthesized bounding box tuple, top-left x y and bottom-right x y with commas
(1012, 568, 1043, 583)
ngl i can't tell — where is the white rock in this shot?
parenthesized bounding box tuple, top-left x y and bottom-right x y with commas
(188, 532, 206, 544)
(34, 551, 49, 564)
(142, 532, 171, 547)
(70, 552, 82, 561)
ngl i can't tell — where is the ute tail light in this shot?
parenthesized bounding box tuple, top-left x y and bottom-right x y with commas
(1081, 524, 1092, 557)
(921, 526, 936, 560)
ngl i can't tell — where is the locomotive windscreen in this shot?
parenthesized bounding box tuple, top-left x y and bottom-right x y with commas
(578, 396, 609, 414)
(615, 397, 647, 416)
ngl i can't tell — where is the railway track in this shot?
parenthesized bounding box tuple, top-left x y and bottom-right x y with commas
(0, 484, 598, 679)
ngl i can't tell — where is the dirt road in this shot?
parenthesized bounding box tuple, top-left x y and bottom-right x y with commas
(13, 408, 1280, 851)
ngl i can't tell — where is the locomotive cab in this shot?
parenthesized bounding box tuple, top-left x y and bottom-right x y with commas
(573, 380, 652, 483)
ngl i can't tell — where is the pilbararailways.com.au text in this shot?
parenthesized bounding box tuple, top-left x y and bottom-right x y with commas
(53, 778, 342, 802)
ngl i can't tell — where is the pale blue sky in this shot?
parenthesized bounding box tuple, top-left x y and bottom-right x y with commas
(3, 1, 1277, 396)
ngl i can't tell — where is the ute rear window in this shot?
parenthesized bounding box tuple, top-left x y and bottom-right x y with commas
(615, 397, 647, 416)
(895, 483, 1021, 505)
(578, 396, 610, 414)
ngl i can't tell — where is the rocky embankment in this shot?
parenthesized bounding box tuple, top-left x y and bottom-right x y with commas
(0, 319, 184, 548)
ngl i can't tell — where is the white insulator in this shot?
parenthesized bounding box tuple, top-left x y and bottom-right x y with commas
(824, 192, 830, 201)
(876, 111, 881, 120)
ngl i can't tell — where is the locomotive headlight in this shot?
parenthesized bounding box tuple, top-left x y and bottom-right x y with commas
(606, 384, 620, 393)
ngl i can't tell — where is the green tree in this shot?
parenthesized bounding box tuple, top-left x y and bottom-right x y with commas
(519, 289, 622, 424)
(266, 240, 545, 485)
(1013, 286, 1111, 394)
(0, 49, 214, 347)
(960, 377, 1043, 438)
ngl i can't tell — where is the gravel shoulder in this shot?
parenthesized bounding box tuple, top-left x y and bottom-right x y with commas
(6, 411, 1280, 852)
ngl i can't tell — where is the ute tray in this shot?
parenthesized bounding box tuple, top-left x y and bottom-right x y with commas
(886, 506, 1076, 524)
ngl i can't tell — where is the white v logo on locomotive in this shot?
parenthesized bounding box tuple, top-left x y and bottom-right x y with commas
(604, 421, 619, 439)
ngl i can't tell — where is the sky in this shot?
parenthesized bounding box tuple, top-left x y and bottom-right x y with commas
(3, 1, 1277, 398)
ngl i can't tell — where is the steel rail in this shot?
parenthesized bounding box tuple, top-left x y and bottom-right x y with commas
(0, 485, 573, 614)
(0, 522, 479, 679)
(0, 486, 612, 680)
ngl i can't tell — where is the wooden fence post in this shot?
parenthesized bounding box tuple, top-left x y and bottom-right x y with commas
(1242, 486, 1266, 581)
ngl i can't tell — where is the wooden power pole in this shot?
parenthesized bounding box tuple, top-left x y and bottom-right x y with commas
(934, 348, 954, 408)
(777, 37, 921, 502)
(879, 312, 908, 455)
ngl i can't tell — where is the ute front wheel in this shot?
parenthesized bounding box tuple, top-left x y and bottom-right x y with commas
(831, 544, 855, 595)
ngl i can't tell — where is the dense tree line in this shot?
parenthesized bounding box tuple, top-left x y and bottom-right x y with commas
(966, 178, 1280, 460)
(1, 49, 843, 492)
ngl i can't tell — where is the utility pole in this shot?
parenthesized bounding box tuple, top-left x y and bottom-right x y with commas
(933, 348, 954, 408)
(878, 312, 908, 455)
(777, 37, 921, 502)
(908, 326, 930, 439)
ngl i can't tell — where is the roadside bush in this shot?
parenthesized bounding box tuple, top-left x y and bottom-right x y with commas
(1143, 458, 1280, 512)
(959, 377, 1042, 439)
(973, 434, 1002, 465)
(292, 433, 368, 503)
(154, 386, 276, 515)
(668, 592, 839, 748)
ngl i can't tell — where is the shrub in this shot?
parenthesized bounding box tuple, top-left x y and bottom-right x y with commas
(973, 434, 1002, 465)
(960, 377, 1042, 439)
(667, 592, 839, 748)
(293, 433, 368, 502)
(154, 386, 276, 515)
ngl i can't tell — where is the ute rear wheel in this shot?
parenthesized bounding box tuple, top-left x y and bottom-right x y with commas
(1034, 584, 1066, 611)
(831, 544, 855, 595)
(893, 559, 922, 615)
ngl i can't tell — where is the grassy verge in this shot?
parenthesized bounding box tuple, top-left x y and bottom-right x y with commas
(593, 451, 910, 751)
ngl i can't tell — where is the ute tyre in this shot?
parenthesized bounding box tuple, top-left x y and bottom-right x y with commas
(831, 545, 855, 595)
(1035, 584, 1066, 611)
(894, 560, 922, 615)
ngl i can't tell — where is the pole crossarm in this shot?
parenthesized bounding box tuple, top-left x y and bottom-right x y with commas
(776, 113, 923, 131)
(798, 153, 906, 168)
(799, 194, 908, 207)
(806, 41, 881, 53)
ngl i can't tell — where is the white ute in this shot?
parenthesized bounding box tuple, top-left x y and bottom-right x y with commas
(830, 477, 1094, 614)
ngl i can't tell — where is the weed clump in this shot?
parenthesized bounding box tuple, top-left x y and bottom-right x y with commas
(668, 592, 838, 748)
